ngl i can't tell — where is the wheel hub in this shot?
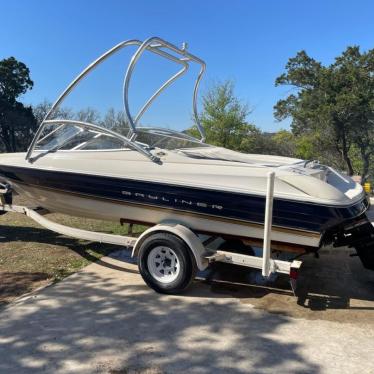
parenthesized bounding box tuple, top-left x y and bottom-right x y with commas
(147, 246, 180, 284)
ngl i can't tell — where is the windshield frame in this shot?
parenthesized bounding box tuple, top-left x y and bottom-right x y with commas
(27, 119, 160, 163)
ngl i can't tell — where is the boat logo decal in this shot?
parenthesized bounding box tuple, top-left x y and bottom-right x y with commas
(121, 190, 223, 210)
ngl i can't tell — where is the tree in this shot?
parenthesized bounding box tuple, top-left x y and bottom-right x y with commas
(76, 107, 100, 123)
(33, 101, 102, 125)
(188, 81, 305, 157)
(271, 130, 297, 158)
(0, 57, 37, 152)
(33, 100, 74, 125)
(0, 100, 36, 152)
(100, 108, 129, 133)
(274, 46, 374, 181)
(189, 81, 260, 151)
(0, 57, 33, 103)
(332, 47, 374, 181)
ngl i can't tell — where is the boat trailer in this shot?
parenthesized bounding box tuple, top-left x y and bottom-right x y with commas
(0, 172, 302, 294)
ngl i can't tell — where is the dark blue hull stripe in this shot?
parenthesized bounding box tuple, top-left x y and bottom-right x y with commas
(0, 165, 369, 233)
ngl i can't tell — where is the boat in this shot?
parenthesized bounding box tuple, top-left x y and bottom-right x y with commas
(0, 36, 373, 274)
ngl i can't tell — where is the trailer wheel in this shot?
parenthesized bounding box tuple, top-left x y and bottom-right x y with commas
(137, 232, 197, 294)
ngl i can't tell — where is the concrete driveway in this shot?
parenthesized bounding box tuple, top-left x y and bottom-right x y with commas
(0, 250, 373, 374)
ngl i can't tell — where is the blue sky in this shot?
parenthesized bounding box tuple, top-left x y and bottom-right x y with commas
(1, 0, 373, 131)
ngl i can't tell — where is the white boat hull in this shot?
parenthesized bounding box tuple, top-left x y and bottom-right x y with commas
(15, 182, 321, 248)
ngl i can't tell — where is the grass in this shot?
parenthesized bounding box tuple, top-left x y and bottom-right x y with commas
(0, 194, 146, 305)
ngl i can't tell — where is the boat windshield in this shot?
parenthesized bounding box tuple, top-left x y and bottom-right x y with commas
(33, 122, 209, 155)
(135, 127, 210, 150)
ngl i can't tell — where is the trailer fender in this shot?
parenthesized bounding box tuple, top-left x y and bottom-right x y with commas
(132, 223, 208, 271)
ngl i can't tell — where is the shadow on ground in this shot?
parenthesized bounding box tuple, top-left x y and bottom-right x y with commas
(0, 272, 49, 304)
(295, 249, 374, 311)
(0, 266, 321, 374)
(194, 249, 374, 323)
(0, 224, 120, 261)
(1, 223, 374, 324)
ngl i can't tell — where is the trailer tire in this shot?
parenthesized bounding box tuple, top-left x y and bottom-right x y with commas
(137, 232, 197, 294)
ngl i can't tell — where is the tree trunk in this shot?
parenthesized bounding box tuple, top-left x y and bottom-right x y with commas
(10, 126, 16, 152)
(342, 150, 354, 176)
(340, 132, 354, 176)
(1, 138, 12, 153)
(1, 126, 13, 153)
(360, 150, 371, 185)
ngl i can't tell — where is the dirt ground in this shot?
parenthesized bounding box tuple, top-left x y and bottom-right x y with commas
(0, 195, 143, 306)
(198, 247, 374, 325)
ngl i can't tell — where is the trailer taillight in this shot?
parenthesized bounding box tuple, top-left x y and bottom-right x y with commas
(290, 267, 299, 280)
